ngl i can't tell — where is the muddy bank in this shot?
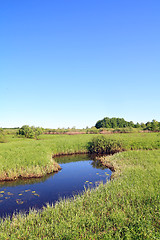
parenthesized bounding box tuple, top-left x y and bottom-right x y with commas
(44, 130, 155, 135)
(52, 151, 88, 158)
(44, 132, 86, 135)
(95, 156, 115, 172)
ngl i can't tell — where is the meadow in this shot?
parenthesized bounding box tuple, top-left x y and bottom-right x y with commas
(0, 132, 159, 239)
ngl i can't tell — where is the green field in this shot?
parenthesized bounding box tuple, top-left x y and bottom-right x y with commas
(0, 133, 160, 239)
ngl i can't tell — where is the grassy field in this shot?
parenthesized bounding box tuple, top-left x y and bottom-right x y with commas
(0, 148, 159, 239)
(0, 132, 159, 180)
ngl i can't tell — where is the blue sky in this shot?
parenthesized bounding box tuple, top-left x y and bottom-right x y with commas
(1, 0, 160, 128)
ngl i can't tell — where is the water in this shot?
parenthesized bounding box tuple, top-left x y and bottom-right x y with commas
(0, 154, 112, 218)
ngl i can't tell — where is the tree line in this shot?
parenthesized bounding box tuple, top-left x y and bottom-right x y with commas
(95, 117, 160, 131)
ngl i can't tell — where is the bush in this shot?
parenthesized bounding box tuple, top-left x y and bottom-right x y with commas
(17, 125, 43, 139)
(113, 127, 135, 133)
(86, 127, 100, 134)
(87, 135, 124, 155)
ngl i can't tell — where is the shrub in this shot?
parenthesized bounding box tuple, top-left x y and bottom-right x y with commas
(86, 127, 100, 134)
(17, 125, 43, 139)
(113, 127, 134, 133)
(87, 135, 124, 155)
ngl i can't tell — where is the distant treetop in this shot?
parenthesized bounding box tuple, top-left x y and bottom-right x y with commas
(95, 117, 160, 131)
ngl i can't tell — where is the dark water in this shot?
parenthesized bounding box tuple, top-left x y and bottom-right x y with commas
(0, 154, 112, 218)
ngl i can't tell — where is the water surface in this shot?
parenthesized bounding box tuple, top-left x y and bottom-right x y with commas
(0, 154, 112, 218)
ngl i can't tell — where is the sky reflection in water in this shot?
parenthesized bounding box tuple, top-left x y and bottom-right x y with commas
(0, 154, 112, 218)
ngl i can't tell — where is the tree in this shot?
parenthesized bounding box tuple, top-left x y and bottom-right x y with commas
(140, 123, 146, 129)
(150, 120, 159, 131)
(95, 117, 135, 129)
(135, 122, 141, 128)
(95, 117, 160, 131)
(95, 120, 102, 129)
(17, 125, 43, 139)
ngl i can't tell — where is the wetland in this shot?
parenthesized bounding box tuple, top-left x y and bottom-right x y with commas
(0, 154, 112, 218)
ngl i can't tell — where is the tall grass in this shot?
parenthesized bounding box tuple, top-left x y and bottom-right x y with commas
(0, 149, 159, 239)
(0, 134, 93, 180)
(0, 133, 159, 180)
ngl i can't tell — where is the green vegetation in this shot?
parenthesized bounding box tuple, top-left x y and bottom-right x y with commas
(0, 149, 159, 239)
(17, 125, 43, 139)
(0, 132, 160, 238)
(3, 128, 18, 135)
(145, 119, 160, 131)
(4, 118, 160, 138)
(95, 117, 135, 129)
(88, 135, 124, 155)
(0, 134, 93, 181)
(0, 129, 7, 143)
(95, 117, 160, 131)
(0, 133, 159, 181)
(2, 117, 160, 138)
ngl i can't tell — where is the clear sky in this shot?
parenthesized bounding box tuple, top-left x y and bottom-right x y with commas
(0, 0, 160, 129)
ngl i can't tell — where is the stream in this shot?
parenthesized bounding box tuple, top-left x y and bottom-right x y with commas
(0, 154, 112, 218)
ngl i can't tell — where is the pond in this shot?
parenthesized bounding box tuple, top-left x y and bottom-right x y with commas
(0, 154, 112, 218)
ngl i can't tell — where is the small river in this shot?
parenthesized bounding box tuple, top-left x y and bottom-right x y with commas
(0, 154, 112, 218)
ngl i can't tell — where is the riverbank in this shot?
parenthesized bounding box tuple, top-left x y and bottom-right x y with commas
(0, 149, 159, 239)
(0, 134, 92, 181)
(0, 133, 159, 181)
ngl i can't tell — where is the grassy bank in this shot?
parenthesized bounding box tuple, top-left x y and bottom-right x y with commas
(0, 149, 159, 239)
(0, 133, 159, 180)
(0, 134, 93, 181)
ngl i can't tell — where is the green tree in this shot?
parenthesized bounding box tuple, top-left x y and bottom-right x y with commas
(95, 117, 135, 129)
(17, 125, 43, 139)
(150, 119, 159, 131)
(140, 123, 146, 129)
(145, 122, 152, 130)
(135, 122, 141, 128)
(129, 121, 135, 127)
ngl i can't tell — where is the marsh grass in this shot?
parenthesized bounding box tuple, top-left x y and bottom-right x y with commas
(0, 134, 93, 180)
(0, 150, 159, 239)
(0, 133, 159, 180)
